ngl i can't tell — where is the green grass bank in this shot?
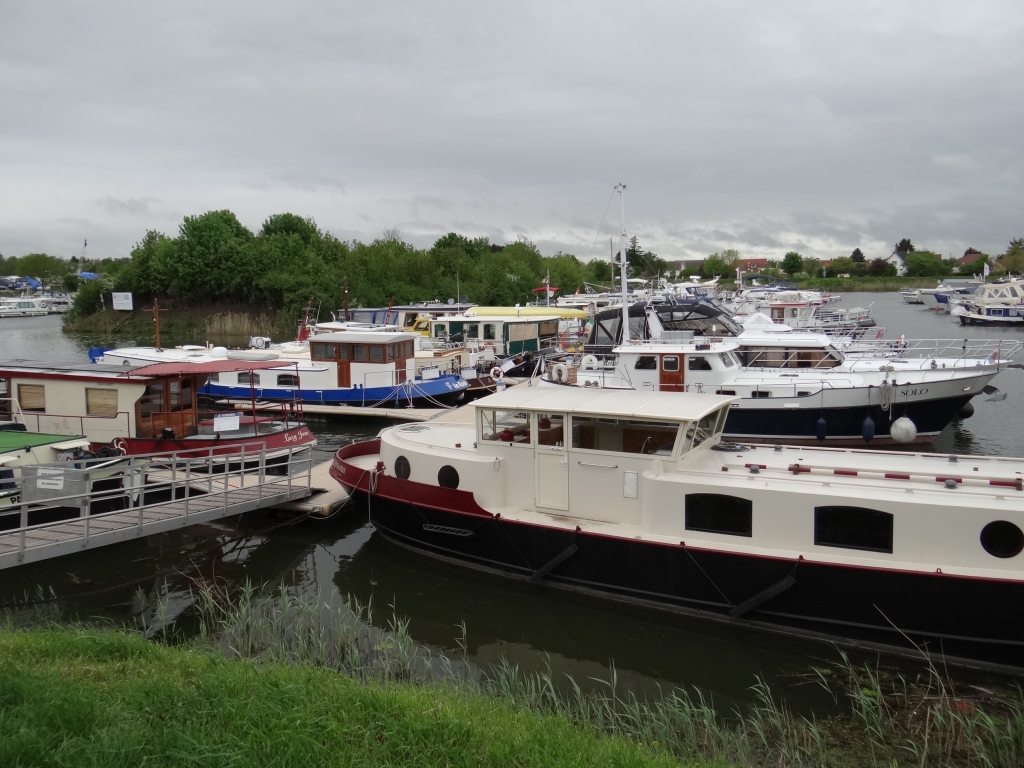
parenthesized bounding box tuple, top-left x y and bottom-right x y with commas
(0, 627, 688, 768)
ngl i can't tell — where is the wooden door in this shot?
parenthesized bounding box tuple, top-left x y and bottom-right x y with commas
(337, 361, 351, 388)
(659, 355, 685, 391)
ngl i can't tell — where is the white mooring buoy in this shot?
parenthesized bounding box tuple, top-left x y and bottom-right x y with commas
(890, 416, 918, 444)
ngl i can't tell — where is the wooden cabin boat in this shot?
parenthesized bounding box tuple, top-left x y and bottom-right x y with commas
(0, 360, 314, 460)
(332, 387, 1024, 666)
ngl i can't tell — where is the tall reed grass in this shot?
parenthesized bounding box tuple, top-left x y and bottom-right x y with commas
(165, 579, 1024, 768)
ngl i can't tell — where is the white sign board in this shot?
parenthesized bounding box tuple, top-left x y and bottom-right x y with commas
(112, 292, 134, 311)
(213, 413, 241, 433)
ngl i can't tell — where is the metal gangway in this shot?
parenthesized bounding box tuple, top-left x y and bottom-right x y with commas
(0, 443, 315, 570)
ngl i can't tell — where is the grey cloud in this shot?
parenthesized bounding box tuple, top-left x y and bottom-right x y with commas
(1, 1, 1022, 261)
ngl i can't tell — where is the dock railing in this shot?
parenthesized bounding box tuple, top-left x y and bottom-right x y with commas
(0, 442, 314, 567)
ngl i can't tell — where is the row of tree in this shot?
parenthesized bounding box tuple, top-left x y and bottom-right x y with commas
(67, 211, 643, 318)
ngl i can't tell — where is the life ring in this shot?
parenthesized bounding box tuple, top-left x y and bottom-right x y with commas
(254, 337, 267, 349)
(490, 366, 504, 381)
(581, 354, 599, 369)
(552, 363, 569, 383)
(112, 437, 128, 456)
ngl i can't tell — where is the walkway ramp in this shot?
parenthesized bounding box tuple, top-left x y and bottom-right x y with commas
(0, 445, 315, 570)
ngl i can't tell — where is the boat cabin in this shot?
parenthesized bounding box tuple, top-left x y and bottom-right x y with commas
(0, 360, 295, 445)
(428, 314, 561, 355)
(308, 331, 419, 389)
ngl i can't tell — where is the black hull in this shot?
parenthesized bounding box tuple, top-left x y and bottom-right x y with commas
(364, 494, 1024, 668)
(722, 395, 973, 445)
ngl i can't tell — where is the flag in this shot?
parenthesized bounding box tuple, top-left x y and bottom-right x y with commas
(983, 262, 991, 277)
(987, 343, 1001, 364)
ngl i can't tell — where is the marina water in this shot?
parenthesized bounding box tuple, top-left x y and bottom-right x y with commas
(3, 293, 1022, 710)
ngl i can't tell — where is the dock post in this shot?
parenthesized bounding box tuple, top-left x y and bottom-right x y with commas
(135, 456, 144, 535)
(183, 457, 190, 524)
(287, 447, 293, 497)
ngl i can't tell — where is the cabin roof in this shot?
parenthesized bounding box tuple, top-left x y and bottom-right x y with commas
(0, 360, 140, 380)
(433, 314, 562, 323)
(472, 387, 734, 421)
(120, 359, 296, 377)
(311, 331, 417, 343)
(0, 430, 87, 454)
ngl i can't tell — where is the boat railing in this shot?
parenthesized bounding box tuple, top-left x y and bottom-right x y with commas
(842, 338, 1022, 361)
(1, 397, 132, 439)
(137, 406, 300, 440)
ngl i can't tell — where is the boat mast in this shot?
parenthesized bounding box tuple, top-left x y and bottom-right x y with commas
(615, 184, 630, 343)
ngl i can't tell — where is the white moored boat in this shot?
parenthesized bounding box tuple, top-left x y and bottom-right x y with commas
(332, 387, 1024, 666)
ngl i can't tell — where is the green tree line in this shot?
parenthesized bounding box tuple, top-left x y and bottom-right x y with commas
(69, 211, 629, 318)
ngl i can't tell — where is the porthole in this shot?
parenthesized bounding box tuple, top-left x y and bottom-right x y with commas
(980, 521, 1024, 558)
(394, 455, 411, 480)
(437, 465, 460, 489)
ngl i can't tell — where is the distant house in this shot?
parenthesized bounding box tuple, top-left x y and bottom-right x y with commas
(739, 258, 769, 271)
(882, 251, 908, 276)
(957, 252, 984, 267)
(667, 258, 706, 273)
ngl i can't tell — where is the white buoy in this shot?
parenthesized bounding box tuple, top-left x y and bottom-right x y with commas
(890, 416, 917, 444)
(950, 306, 967, 318)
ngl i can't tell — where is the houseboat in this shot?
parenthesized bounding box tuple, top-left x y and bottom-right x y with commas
(99, 331, 470, 407)
(331, 387, 1024, 666)
(0, 359, 315, 459)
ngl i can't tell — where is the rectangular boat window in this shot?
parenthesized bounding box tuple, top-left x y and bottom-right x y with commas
(277, 374, 298, 386)
(434, 324, 447, 338)
(713, 406, 730, 434)
(571, 416, 678, 455)
(405, 340, 415, 356)
(139, 383, 164, 415)
(238, 373, 261, 386)
(353, 345, 367, 361)
(662, 356, 680, 372)
(720, 352, 739, 367)
(539, 321, 558, 337)
(86, 388, 118, 417)
(465, 324, 479, 339)
(534, 413, 565, 446)
(370, 346, 384, 362)
(716, 389, 736, 395)
(688, 356, 712, 371)
(207, 373, 219, 383)
(685, 494, 752, 536)
(169, 380, 183, 412)
(480, 410, 531, 444)
(814, 506, 893, 554)
(684, 411, 719, 449)
(387, 344, 395, 361)
(17, 384, 45, 412)
(751, 391, 770, 398)
(337, 345, 349, 360)
(311, 343, 333, 360)
(483, 324, 496, 340)
(635, 356, 657, 370)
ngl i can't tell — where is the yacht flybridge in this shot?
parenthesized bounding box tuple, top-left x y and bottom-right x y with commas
(332, 387, 1024, 665)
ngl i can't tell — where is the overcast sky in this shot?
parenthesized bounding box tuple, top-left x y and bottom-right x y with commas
(1, 1, 1022, 264)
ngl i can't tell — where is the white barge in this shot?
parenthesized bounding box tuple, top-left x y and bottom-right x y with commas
(332, 387, 1024, 666)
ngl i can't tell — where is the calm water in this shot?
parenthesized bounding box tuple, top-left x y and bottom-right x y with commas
(1, 300, 1021, 708)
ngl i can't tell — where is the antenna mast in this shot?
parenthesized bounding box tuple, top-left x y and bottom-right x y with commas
(614, 184, 630, 343)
